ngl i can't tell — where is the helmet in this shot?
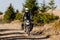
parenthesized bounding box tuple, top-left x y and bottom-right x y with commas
(25, 8, 29, 11)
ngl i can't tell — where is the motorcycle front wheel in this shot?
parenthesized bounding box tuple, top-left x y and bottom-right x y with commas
(25, 26, 30, 36)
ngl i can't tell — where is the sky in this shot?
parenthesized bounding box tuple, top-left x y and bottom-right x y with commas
(0, 0, 60, 12)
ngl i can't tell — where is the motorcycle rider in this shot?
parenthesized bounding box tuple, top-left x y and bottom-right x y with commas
(21, 8, 32, 31)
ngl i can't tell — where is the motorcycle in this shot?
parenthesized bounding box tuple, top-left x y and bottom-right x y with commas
(24, 19, 31, 35)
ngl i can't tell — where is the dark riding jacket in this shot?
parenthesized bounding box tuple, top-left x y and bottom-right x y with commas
(23, 12, 32, 21)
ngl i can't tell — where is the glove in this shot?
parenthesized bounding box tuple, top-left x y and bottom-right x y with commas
(24, 17, 26, 19)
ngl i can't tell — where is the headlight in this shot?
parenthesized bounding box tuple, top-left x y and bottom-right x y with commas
(25, 20, 30, 25)
(26, 20, 29, 22)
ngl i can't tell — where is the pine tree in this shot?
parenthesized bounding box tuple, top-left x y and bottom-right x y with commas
(4, 4, 15, 22)
(49, 0, 57, 13)
(39, 0, 49, 13)
(23, 0, 39, 15)
(40, 0, 46, 13)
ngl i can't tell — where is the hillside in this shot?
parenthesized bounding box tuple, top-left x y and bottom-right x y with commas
(47, 9, 60, 17)
(0, 9, 60, 40)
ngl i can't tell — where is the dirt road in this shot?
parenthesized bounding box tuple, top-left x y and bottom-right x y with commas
(0, 21, 49, 40)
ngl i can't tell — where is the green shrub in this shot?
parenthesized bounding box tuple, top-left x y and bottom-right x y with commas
(15, 13, 22, 21)
(0, 12, 3, 15)
(32, 13, 59, 26)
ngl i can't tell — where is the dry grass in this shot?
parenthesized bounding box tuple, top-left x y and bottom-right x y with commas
(47, 9, 60, 17)
(31, 19, 60, 40)
(0, 20, 21, 29)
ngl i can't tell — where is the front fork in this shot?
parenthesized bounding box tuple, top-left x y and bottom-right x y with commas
(24, 25, 30, 35)
(24, 21, 31, 35)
